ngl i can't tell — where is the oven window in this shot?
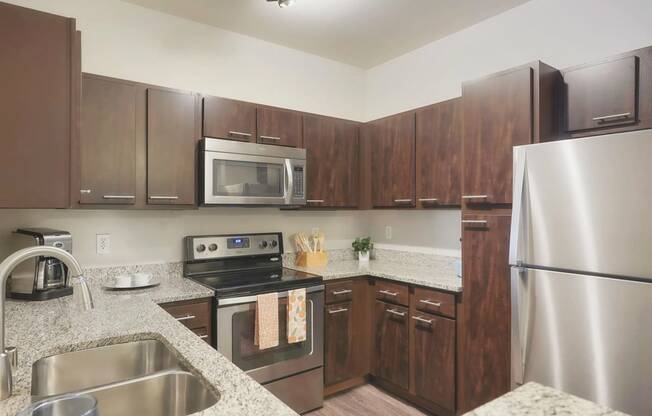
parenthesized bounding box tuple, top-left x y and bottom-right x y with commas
(231, 299, 312, 371)
(212, 159, 284, 198)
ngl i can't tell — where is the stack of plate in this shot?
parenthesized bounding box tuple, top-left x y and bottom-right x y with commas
(103, 272, 160, 290)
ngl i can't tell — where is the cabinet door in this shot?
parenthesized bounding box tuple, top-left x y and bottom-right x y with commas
(303, 115, 359, 208)
(565, 56, 638, 132)
(416, 98, 462, 207)
(371, 113, 416, 207)
(203, 96, 256, 142)
(80, 75, 137, 205)
(257, 107, 302, 147)
(0, 3, 76, 208)
(458, 214, 511, 412)
(324, 301, 354, 385)
(411, 311, 455, 411)
(374, 300, 409, 389)
(462, 67, 532, 205)
(147, 88, 198, 205)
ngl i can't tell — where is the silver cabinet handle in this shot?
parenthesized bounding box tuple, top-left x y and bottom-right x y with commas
(149, 196, 179, 200)
(80, 189, 91, 194)
(307, 200, 325, 203)
(419, 299, 442, 307)
(332, 289, 352, 295)
(259, 135, 281, 141)
(228, 130, 252, 137)
(462, 220, 488, 225)
(378, 289, 398, 297)
(328, 307, 348, 314)
(418, 198, 439, 202)
(592, 112, 631, 122)
(103, 195, 135, 200)
(412, 315, 433, 324)
(175, 314, 196, 322)
(462, 195, 488, 200)
(199, 334, 209, 339)
(386, 308, 406, 317)
(394, 199, 412, 203)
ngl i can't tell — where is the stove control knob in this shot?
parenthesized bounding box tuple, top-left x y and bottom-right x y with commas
(196, 244, 206, 253)
(259, 241, 268, 249)
(271, 240, 278, 248)
(208, 243, 218, 252)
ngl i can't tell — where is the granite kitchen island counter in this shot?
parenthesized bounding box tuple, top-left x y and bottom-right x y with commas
(1, 265, 297, 416)
(464, 382, 629, 416)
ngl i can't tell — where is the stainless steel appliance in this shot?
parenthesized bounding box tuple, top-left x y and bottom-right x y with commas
(184, 232, 323, 414)
(200, 138, 306, 206)
(7, 228, 74, 300)
(510, 129, 652, 415)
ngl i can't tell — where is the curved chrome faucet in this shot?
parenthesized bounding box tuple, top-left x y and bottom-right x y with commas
(0, 246, 94, 400)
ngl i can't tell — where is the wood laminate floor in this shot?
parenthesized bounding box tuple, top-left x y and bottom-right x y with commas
(307, 384, 429, 416)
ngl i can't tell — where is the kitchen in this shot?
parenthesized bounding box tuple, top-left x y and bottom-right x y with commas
(0, 0, 651, 415)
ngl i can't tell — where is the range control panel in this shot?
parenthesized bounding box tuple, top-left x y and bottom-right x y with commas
(185, 233, 282, 261)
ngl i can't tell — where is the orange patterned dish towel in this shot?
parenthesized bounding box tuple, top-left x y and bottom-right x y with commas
(254, 292, 279, 350)
(287, 288, 307, 343)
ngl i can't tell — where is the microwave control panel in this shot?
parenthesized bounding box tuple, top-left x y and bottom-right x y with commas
(293, 166, 304, 198)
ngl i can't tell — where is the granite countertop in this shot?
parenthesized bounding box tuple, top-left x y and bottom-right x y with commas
(2, 264, 297, 416)
(464, 383, 629, 416)
(287, 254, 462, 293)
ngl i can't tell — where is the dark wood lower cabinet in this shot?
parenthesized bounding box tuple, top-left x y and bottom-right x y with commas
(325, 301, 354, 385)
(159, 297, 213, 345)
(374, 300, 409, 390)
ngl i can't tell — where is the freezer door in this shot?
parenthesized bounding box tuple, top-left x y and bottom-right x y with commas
(511, 267, 652, 415)
(510, 129, 652, 281)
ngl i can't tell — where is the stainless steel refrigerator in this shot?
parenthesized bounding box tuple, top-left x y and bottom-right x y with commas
(509, 129, 652, 416)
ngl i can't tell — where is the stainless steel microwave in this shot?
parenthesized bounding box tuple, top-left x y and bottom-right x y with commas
(200, 138, 306, 206)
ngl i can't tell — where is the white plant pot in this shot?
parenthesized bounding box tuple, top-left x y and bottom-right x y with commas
(358, 251, 370, 263)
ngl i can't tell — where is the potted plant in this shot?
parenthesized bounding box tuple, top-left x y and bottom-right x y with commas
(352, 237, 373, 263)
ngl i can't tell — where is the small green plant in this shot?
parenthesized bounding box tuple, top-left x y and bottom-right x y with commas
(352, 237, 373, 253)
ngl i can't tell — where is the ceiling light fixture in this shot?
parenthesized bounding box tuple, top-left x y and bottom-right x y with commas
(267, 0, 296, 8)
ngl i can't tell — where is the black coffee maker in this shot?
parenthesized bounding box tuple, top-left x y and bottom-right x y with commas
(7, 228, 74, 300)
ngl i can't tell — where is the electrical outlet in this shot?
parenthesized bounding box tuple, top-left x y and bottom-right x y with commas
(96, 234, 111, 255)
(311, 227, 320, 236)
(385, 225, 392, 240)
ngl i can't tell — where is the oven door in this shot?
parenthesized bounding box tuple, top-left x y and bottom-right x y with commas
(216, 285, 324, 384)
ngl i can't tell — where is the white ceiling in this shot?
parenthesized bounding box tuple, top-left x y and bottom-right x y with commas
(123, 0, 531, 69)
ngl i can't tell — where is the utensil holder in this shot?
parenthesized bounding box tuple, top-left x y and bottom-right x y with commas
(295, 252, 328, 268)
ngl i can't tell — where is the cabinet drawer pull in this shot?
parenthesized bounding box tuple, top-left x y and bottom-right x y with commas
(259, 135, 281, 141)
(228, 130, 252, 137)
(418, 198, 438, 202)
(149, 196, 179, 200)
(175, 314, 196, 322)
(328, 307, 348, 314)
(394, 199, 412, 203)
(378, 289, 398, 297)
(412, 315, 433, 324)
(462, 195, 488, 200)
(462, 220, 488, 225)
(199, 334, 209, 339)
(80, 189, 92, 194)
(103, 195, 135, 200)
(307, 200, 325, 204)
(332, 289, 352, 295)
(592, 112, 631, 122)
(419, 299, 442, 308)
(386, 308, 406, 317)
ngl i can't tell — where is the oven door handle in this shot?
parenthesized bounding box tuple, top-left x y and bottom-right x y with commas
(217, 284, 325, 306)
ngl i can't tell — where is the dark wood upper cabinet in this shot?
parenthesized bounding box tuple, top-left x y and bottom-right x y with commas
(303, 115, 359, 208)
(411, 311, 456, 411)
(0, 3, 78, 208)
(80, 75, 137, 205)
(203, 96, 256, 142)
(457, 214, 511, 413)
(415, 98, 462, 207)
(257, 107, 302, 147)
(371, 112, 416, 208)
(374, 300, 409, 390)
(146, 88, 200, 206)
(462, 62, 562, 206)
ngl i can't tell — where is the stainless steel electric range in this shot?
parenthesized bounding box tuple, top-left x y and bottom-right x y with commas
(183, 232, 324, 414)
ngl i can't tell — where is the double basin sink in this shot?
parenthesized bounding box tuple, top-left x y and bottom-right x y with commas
(30, 340, 219, 416)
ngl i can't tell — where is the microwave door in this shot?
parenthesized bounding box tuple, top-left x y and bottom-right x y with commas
(204, 152, 287, 205)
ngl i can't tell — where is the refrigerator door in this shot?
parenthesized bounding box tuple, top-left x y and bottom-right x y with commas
(510, 129, 652, 281)
(511, 267, 652, 415)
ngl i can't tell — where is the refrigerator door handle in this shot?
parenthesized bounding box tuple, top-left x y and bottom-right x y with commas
(509, 147, 527, 266)
(511, 266, 534, 386)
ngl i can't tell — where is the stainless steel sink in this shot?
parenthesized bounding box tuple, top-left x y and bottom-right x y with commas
(32, 340, 185, 397)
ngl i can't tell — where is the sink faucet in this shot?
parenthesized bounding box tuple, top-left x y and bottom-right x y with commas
(0, 246, 94, 400)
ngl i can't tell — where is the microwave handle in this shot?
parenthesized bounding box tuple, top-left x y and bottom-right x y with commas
(284, 159, 294, 204)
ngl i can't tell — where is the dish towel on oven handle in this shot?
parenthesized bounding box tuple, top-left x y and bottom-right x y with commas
(254, 292, 279, 350)
(287, 287, 307, 343)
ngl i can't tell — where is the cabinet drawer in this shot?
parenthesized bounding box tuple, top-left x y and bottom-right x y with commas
(414, 287, 456, 319)
(161, 298, 211, 330)
(375, 280, 409, 306)
(192, 327, 211, 344)
(325, 281, 354, 304)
